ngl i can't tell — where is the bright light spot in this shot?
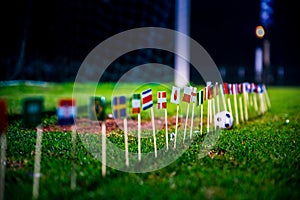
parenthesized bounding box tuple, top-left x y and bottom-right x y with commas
(286, 119, 289, 124)
(255, 26, 265, 38)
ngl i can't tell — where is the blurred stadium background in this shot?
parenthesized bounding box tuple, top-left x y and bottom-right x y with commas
(1, 0, 299, 85)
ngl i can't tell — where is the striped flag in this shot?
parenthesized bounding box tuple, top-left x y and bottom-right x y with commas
(182, 86, 192, 103)
(132, 94, 141, 114)
(197, 89, 204, 105)
(142, 88, 153, 110)
(157, 91, 167, 109)
(0, 100, 7, 133)
(113, 96, 127, 119)
(191, 87, 197, 102)
(170, 86, 180, 104)
(57, 99, 76, 125)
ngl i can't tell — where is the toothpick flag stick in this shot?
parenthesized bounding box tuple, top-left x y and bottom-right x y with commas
(182, 86, 192, 141)
(142, 89, 157, 157)
(0, 100, 7, 200)
(101, 121, 106, 177)
(213, 96, 216, 130)
(70, 126, 77, 190)
(33, 126, 43, 199)
(164, 109, 168, 150)
(220, 84, 227, 111)
(243, 83, 249, 121)
(170, 86, 180, 149)
(198, 89, 204, 135)
(227, 98, 233, 115)
(190, 87, 197, 139)
(216, 82, 220, 113)
(137, 113, 141, 160)
(263, 84, 271, 109)
(157, 91, 168, 150)
(0, 134, 6, 200)
(232, 84, 239, 125)
(206, 86, 210, 133)
(150, 107, 157, 158)
(239, 96, 244, 123)
(124, 118, 129, 167)
(132, 94, 141, 161)
(174, 105, 179, 149)
(113, 96, 129, 166)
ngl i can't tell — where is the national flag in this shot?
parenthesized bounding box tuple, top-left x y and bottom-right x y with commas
(237, 83, 242, 94)
(197, 89, 204, 105)
(191, 87, 197, 102)
(182, 86, 192, 103)
(157, 91, 167, 109)
(142, 88, 153, 110)
(250, 83, 256, 93)
(113, 96, 127, 119)
(243, 82, 250, 93)
(223, 82, 229, 94)
(57, 99, 76, 125)
(132, 94, 141, 114)
(23, 97, 44, 127)
(256, 84, 264, 94)
(89, 96, 106, 121)
(170, 86, 180, 104)
(0, 100, 8, 133)
(230, 83, 235, 95)
(203, 86, 207, 101)
(208, 85, 214, 99)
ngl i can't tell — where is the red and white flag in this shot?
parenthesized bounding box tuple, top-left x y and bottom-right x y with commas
(182, 86, 192, 103)
(170, 86, 180, 104)
(190, 87, 197, 102)
(157, 91, 167, 109)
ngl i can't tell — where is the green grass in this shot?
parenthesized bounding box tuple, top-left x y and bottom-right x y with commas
(1, 84, 300, 199)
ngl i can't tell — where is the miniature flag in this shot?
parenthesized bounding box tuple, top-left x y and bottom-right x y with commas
(23, 97, 44, 127)
(197, 89, 204, 105)
(191, 87, 197, 102)
(57, 99, 76, 125)
(208, 85, 214, 99)
(89, 96, 106, 121)
(243, 82, 250, 93)
(223, 82, 229, 95)
(182, 86, 192, 103)
(132, 94, 141, 114)
(142, 88, 153, 110)
(203, 86, 207, 101)
(250, 83, 256, 93)
(256, 84, 264, 94)
(113, 96, 127, 119)
(0, 100, 8, 133)
(170, 86, 180, 104)
(157, 91, 167, 109)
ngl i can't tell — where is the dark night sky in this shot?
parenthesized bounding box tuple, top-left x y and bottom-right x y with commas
(1, 0, 299, 84)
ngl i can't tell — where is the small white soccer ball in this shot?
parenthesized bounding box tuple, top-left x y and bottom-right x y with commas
(214, 111, 234, 129)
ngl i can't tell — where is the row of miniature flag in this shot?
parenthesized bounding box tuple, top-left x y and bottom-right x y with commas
(0, 82, 270, 128)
